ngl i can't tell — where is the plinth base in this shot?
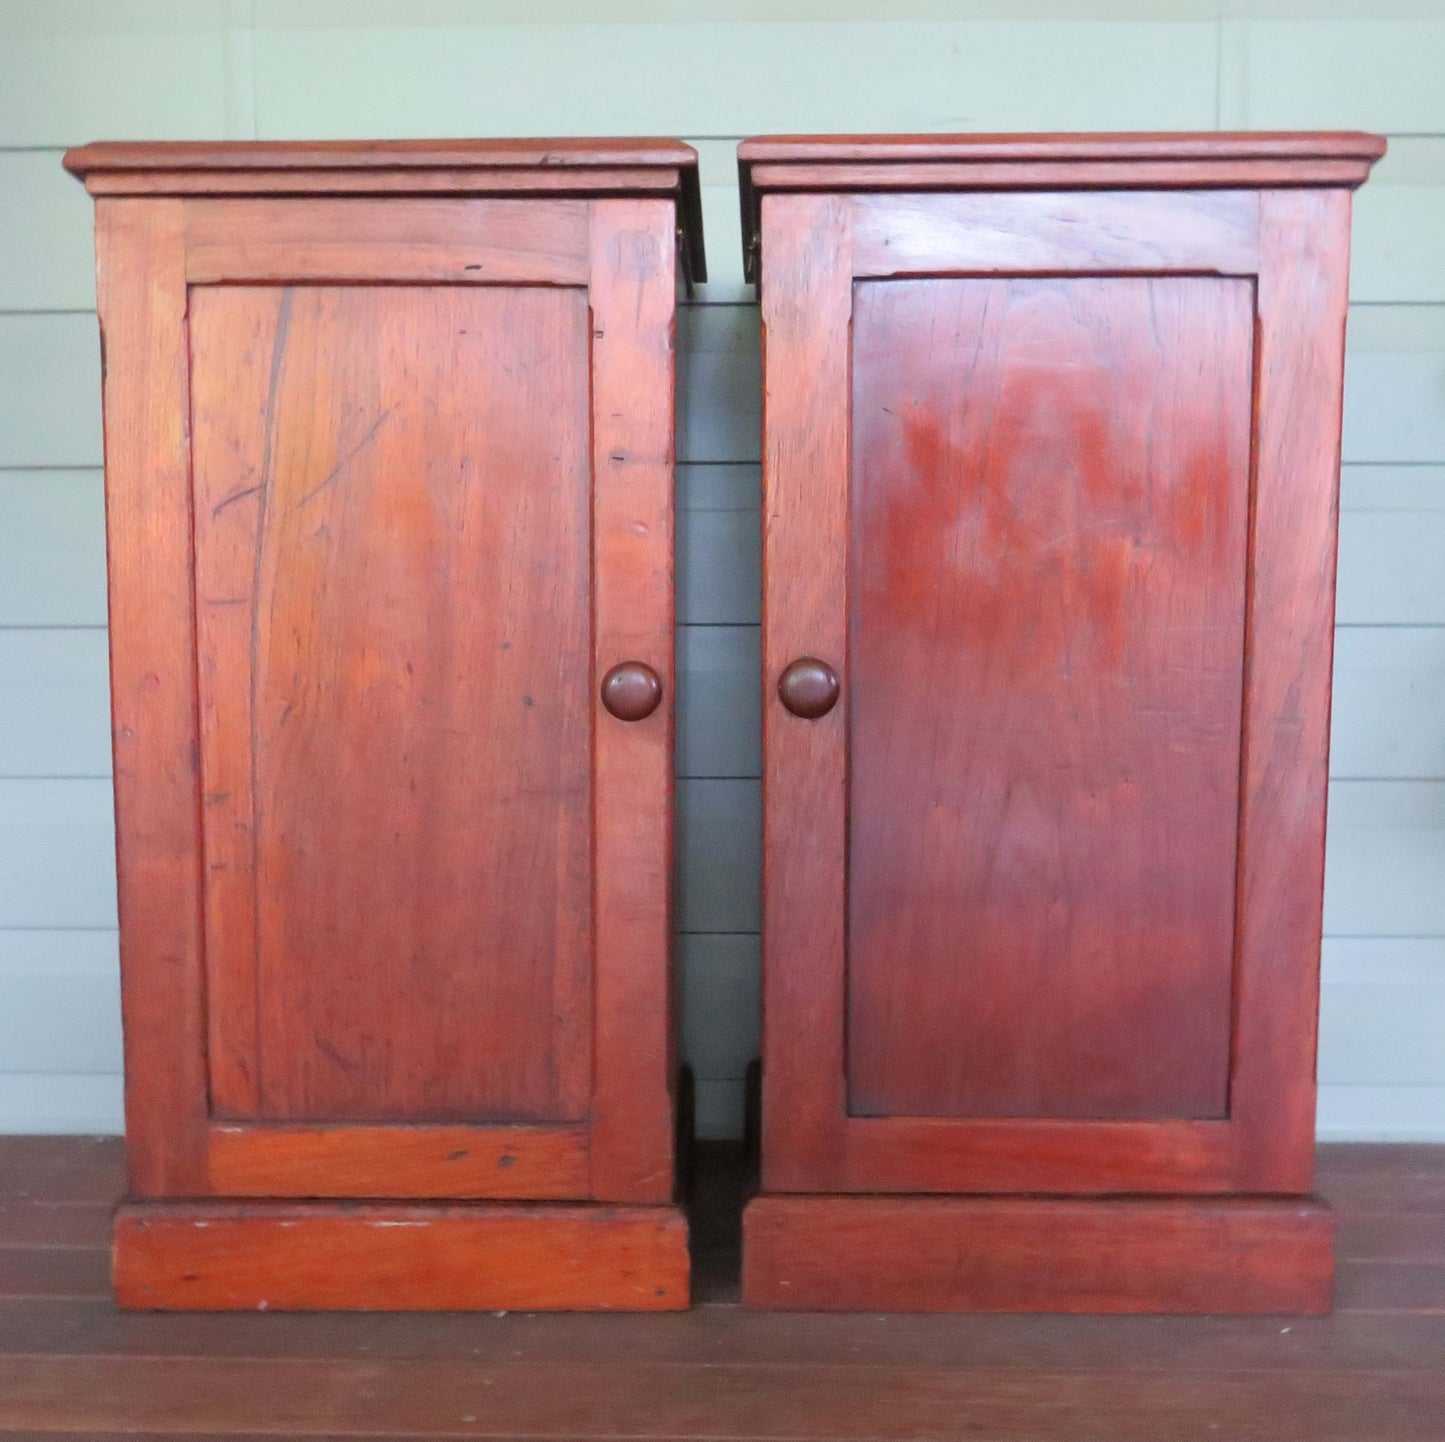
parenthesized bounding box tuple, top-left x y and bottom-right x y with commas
(743, 1192, 1332, 1313)
(114, 1198, 689, 1311)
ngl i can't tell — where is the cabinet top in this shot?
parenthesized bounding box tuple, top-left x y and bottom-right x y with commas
(63, 137, 705, 282)
(737, 130, 1386, 281)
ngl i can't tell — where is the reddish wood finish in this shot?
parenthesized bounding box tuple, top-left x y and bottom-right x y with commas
(738, 133, 1385, 279)
(743, 1194, 1334, 1314)
(849, 189, 1259, 278)
(205, 1124, 590, 1200)
(114, 1200, 688, 1312)
(746, 132, 1381, 1311)
(192, 280, 595, 1125)
(847, 273, 1253, 1122)
(1229, 187, 1355, 1191)
(64, 139, 705, 287)
(183, 197, 592, 284)
(69, 140, 702, 1309)
(588, 199, 680, 1203)
(758, 192, 852, 1193)
(95, 197, 210, 1199)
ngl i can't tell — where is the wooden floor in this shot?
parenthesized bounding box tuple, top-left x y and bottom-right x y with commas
(0, 1139, 1442, 1439)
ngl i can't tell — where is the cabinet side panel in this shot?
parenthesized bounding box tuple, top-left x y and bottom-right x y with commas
(95, 198, 209, 1195)
(758, 194, 854, 1191)
(847, 274, 1253, 1122)
(589, 199, 679, 1203)
(190, 283, 594, 1125)
(1230, 189, 1354, 1190)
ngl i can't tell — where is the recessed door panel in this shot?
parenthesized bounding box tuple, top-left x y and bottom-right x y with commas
(191, 284, 593, 1125)
(846, 275, 1253, 1121)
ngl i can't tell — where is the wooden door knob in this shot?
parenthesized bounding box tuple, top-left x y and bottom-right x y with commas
(779, 657, 840, 719)
(601, 661, 663, 721)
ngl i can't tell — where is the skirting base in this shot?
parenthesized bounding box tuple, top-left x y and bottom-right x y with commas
(114, 1198, 689, 1311)
(743, 1192, 1333, 1314)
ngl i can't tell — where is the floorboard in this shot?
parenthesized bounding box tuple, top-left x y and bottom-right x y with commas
(0, 1139, 1439, 1440)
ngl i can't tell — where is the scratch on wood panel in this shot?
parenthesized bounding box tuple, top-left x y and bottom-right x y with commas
(290, 407, 394, 513)
(211, 483, 261, 518)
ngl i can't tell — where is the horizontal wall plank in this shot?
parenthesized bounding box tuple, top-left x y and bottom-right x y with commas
(253, 2, 1245, 24)
(695, 184, 748, 305)
(0, 780, 116, 930)
(1320, 978, 1445, 1088)
(8, 168, 1443, 313)
(245, 1, 1445, 21)
(677, 778, 760, 933)
(9, 151, 1444, 313)
(1320, 940, 1445, 1100)
(0, 528, 1433, 791)
(1317, 1085, 1445, 1143)
(1323, 936, 1445, 986)
(0, 630, 110, 778)
(0, 472, 107, 627)
(0, 314, 101, 469)
(0, 495, 1431, 764)
(693, 1077, 744, 1142)
(680, 507, 761, 624)
(1353, 170, 1445, 305)
(0, 631, 1431, 848)
(678, 464, 761, 626)
(657, 789, 1445, 944)
(677, 305, 761, 464)
(1324, 781, 1445, 938)
(677, 625, 761, 779)
(708, 150, 1445, 306)
(8, 305, 1444, 471)
(251, 21, 1217, 138)
(0, 151, 95, 312)
(679, 933, 761, 1082)
(0, 931, 121, 1075)
(1341, 464, 1445, 513)
(677, 306, 1445, 467)
(1330, 627, 1445, 778)
(0, 1072, 122, 1135)
(679, 461, 759, 512)
(1337, 505, 1445, 625)
(9, 955, 1443, 1138)
(0, 3, 234, 146)
(1245, 20, 1445, 132)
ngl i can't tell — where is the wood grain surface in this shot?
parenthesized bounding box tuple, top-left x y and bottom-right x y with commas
(846, 273, 1253, 1122)
(743, 1192, 1334, 1314)
(113, 1199, 689, 1312)
(190, 282, 594, 1127)
(93, 197, 210, 1199)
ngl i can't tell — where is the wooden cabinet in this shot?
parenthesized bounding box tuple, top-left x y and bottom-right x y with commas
(64, 140, 705, 1311)
(739, 132, 1385, 1314)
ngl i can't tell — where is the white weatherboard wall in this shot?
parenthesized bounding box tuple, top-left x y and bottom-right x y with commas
(1, 0, 1443, 1140)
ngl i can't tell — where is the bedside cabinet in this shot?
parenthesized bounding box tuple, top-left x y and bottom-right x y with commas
(739, 131, 1384, 1313)
(65, 139, 704, 1311)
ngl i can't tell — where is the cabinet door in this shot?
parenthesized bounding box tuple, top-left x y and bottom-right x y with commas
(760, 188, 1351, 1195)
(101, 196, 676, 1203)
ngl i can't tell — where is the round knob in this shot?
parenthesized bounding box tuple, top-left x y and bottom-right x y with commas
(778, 657, 840, 719)
(601, 661, 663, 721)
